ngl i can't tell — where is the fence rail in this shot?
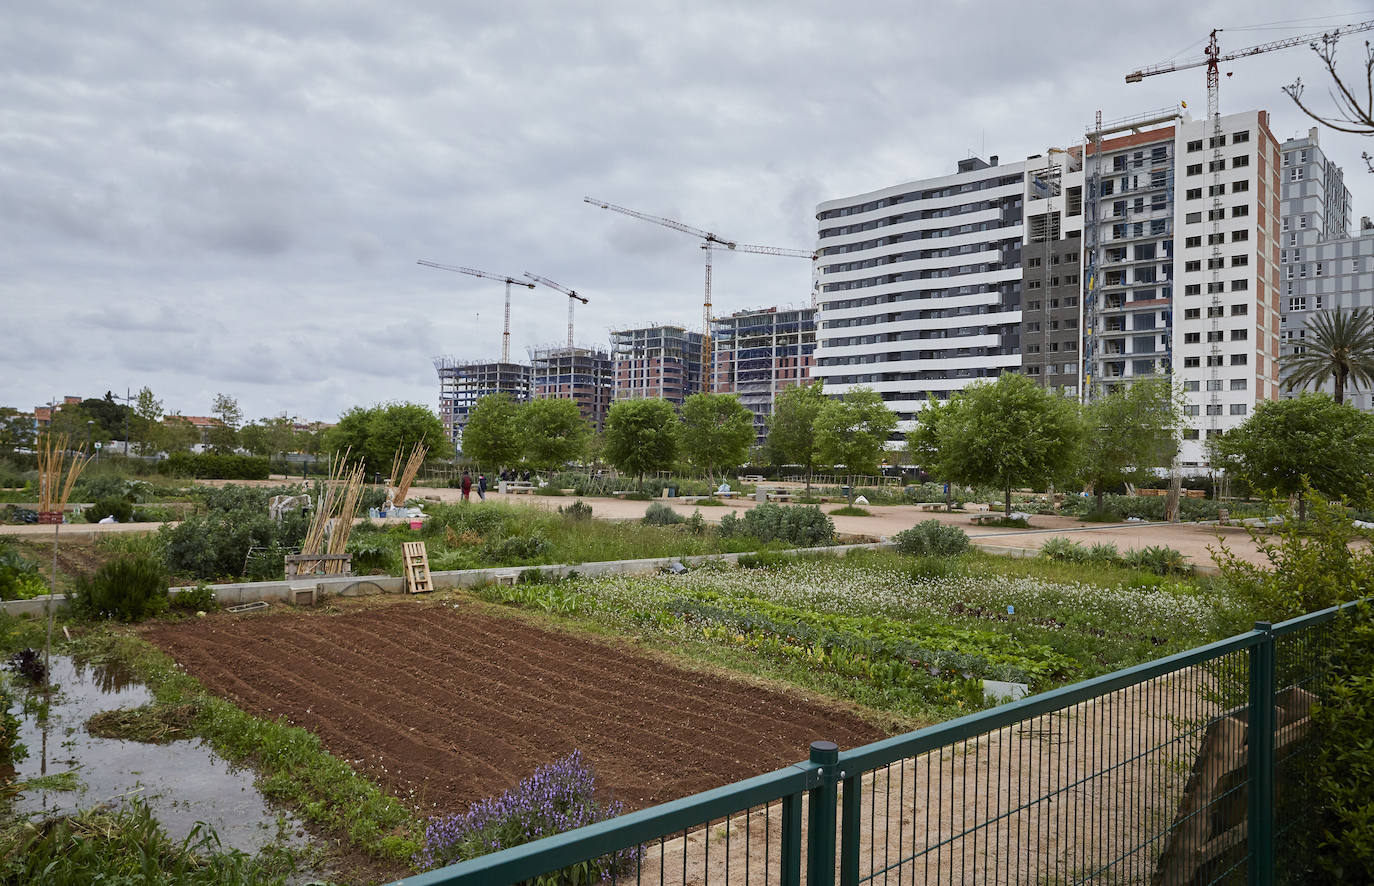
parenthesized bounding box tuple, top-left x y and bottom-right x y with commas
(394, 600, 1359, 886)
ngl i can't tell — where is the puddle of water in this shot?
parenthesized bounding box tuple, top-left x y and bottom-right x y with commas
(12, 655, 309, 857)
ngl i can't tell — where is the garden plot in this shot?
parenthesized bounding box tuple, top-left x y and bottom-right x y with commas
(142, 602, 887, 815)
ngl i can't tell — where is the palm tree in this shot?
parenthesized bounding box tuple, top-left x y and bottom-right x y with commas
(1283, 306, 1374, 405)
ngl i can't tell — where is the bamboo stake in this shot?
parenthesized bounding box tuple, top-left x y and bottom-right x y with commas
(390, 443, 427, 506)
(35, 433, 91, 687)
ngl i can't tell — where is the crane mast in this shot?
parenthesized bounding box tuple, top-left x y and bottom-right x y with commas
(417, 259, 534, 363)
(523, 272, 590, 348)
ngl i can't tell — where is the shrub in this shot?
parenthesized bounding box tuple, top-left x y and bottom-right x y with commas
(73, 553, 169, 621)
(685, 510, 707, 536)
(85, 496, 134, 523)
(157, 452, 270, 480)
(170, 584, 217, 612)
(415, 750, 633, 876)
(1086, 542, 1121, 563)
(557, 500, 593, 521)
(1080, 508, 1121, 523)
(893, 520, 970, 558)
(480, 534, 550, 563)
(642, 502, 686, 526)
(1039, 537, 1089, 563)
(534, 485, 565, 496)
(1122, 546, 1192, 576)
(830, 506, 871, 517)
(718, 504, 834, 547)
(0, 542, 47, 601)
(346, 534, 397, 573)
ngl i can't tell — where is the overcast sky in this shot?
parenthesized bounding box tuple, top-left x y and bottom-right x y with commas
(6, 1, 1374, 423)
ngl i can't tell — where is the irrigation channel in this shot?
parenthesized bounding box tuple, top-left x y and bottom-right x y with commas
(12, 655, 310, 856)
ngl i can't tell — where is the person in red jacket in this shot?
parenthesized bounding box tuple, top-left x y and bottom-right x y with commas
(460, 470, 472, 502)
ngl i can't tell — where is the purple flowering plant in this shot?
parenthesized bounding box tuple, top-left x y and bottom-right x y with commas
(415, 749, 638, 881)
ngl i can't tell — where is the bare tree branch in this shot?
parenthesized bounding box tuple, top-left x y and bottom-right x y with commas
(1283, 35, 1374, 142)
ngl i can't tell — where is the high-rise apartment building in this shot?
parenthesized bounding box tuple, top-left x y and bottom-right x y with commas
(610, 325, 706, 406)
(1020, 148, 1085, 393)
(812, 155, 1027, 440)
(434, 357, 531, 451)
(530, 346, 614, 432)
(1278, 128, 1374, 411)
(710, 306, 816, 445)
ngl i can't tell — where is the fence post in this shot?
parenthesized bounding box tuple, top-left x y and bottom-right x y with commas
(839, 769, 862, 886)
(781, 791, 803, 886)
(1248, 622, 1275, 886)
(806, 741, 840, 886)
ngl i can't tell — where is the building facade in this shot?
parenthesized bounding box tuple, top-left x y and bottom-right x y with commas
(1020, 148, 1085, 393)
(610, 325, 706, 407)
(812, 154, 1028, 440)
(433, 357, 531, 451)
(530, 346, 615, 432)
(1278, 128, 1374, 411)
(710, 306, 816, 445)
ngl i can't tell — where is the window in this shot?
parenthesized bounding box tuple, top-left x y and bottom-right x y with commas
(1184, 380, 1201, 391)
(1207, 331, 1224, 343)
(1185, 236, 1202, 248)
(1232, 154, 1249, 168)
(1230, 378, 1248, 390)
(1290, 167, 1304, 181)
(1184, 428, 1200, 440)
(1207, 355, 1224, 367)
(1184, 356, 1201, 368)
(1231, 304, 1248, 316)
(1289, 296, 1308, 311)
(1187, 139, 1203, 152)
(1230, 354, 1248, 366)
(1232, 179, 1250, 193)
(1209, 159, 1226, 172)
(1186, 211, 1203, 224)
(1299, 215, 1308, 228)
(1026, 257, 1042, 268)
(1208, 281, 1225, 293)
(1316, 262, 1324, 277)
(1184, 308, 1201, 319)
(1208, 306, 1225, 318)
(1232, 205, 1249, 218)
(1206, 404, 1223, 416)
(1185, 332, 1201, 344)
(1186, 188, 1203, 200)
(1208, 233, 1226, 245)
(1233, 130, 1250, 144)
(1185, 260, 1202, 272)
(1184, 283, 1202, 296)
(1207, 257, 1225, 270)
(1232, 229, 1249, 242)
(1027, 280, 1041, 289)
(1206, 379, 1224, 391)
(1232, 254, 1248, 267)
(1208, 184, 1226, 197)
(1185, 405, 1201, 416)
(1230, 403, 1248, 416)
(1187, 163, 1203, 176)
(1231, 329, 1248, 341)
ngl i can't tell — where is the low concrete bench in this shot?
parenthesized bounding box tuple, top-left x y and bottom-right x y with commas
(767, 493, 794, 503)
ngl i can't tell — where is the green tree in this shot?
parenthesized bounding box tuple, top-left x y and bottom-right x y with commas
(131, 387, 163, 455)
(238, 422, 271, 457)
(0, 408, 35, 456)
(1283, 306, 1374, 405)
(924, 372, 1085, 516)
(49, 403, 98, 447)
(603, 398, 678, 485)
(208, 393, 242, 453)
(814, 387, 899, 502)
(160, 414, 200, 453)
(679, 393, 754, 484)
(519, 399, 590, 471)
(364, 403, 452, 471)
(79, 392, 131, 440)
(262, 415, 298, 459)
(1080, 378, 1184, 512)
(459, 395, 523, 470)
(323, 407, 373, 463)
(764, 381, 826, 493)
(1209, 393, 1374, 520)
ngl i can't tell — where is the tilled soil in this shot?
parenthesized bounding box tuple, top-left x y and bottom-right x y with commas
(143, 602, 887, 815)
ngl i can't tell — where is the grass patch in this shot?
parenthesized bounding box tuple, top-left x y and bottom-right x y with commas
(86, 703, 199, 744)
(829, 506, 871, 517)
(688, 497, 728, 507)
(63, 628, 420, 862)
(17, 770, 84, 792)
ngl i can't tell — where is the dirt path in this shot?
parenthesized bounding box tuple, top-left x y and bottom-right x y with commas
(142, 601, 888, 816)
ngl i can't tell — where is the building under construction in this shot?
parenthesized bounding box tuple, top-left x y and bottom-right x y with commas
(433, 357, 531, 450)
(530, 346, 614, 431)
(610, 325, 706, 407)
(710, 306, 816, 445)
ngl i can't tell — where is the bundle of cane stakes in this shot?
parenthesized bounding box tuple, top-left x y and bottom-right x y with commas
(37, 433, 91, 515)
(387, 443, 427, 507)
(302, 451, 366, 574)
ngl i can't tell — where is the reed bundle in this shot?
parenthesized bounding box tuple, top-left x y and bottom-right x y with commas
(36, 434, 91, 514)
(301, 450, 366, 574)
(388, 442, 427, 506)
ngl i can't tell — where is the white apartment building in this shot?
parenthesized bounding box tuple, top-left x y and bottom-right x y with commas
(813, 155, 1027, 440)
(1168, 110, 1283, 464)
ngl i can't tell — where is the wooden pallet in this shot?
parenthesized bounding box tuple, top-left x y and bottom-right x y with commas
(402, 541, 432, 594)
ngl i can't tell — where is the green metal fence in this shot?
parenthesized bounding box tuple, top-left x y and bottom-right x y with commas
(394, 601, 1357, 886)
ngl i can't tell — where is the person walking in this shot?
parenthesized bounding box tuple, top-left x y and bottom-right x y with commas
(460, 470, 472, 502)
(477, 473, 487, 501)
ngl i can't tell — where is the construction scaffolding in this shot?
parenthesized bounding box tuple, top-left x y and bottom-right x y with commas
(433, 356, 531, 450)
(710, 306, 816, 445)
(610, 325, 706, 407)
(529, 345, 614, 432)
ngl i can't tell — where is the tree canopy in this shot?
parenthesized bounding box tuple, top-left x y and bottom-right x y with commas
(921, 372, 1085, 515)
(324, 402, 451, 473)
(603, 398, 678, 485)
(459, 394, 523, 469)
(1079, 378, 1184, 510)
(765, 381, 826, 492)
(679, 393, 754, 483)
(520, 398, 590, 470)
(1282, 307, 1374, 405)
(1210, 393, 1374, 517)
(814, 387, 898, 497)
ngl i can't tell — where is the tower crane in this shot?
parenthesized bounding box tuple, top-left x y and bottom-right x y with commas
(584, 197, 817, 389)
(1125, 19, 1374, 120)
(417, 260, 534, 364)
(523, 272, 590, 348)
